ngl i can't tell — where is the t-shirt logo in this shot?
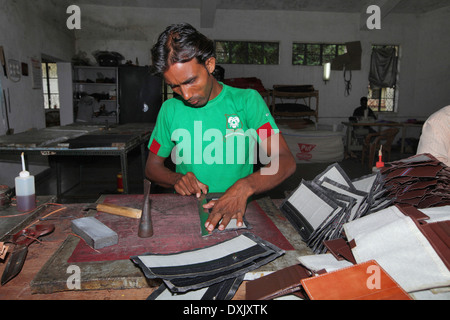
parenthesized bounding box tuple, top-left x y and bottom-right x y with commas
(226, 114, 242, 130)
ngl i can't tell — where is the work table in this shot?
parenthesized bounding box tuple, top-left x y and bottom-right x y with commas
(0, 194, 309, 300)
(0, 123, 154, 201)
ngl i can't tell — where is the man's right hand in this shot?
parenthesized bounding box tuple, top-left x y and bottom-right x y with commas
(174, 172, 209, 198)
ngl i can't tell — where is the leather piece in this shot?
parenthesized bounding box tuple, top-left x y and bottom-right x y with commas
(163, 250, 281, 293)
(397, 204, 430, 222)
(397, 204, 450, 270)
(245, 264, 312, 300)
(1, 245, 28, 285)
(12, 224, 55, 246)
(324, 238, 357, 265)
(147, 275, 244, 300)
(418, 221, 450, 270)
(132, 233, 284, 293)
(132, 233, 282, 280)
(301, 260, 411, 300)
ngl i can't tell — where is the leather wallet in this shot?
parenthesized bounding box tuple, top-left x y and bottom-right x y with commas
(301, 260, 411, 300)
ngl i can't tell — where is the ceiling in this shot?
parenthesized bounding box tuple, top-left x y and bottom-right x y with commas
(65, 0, 450, 14)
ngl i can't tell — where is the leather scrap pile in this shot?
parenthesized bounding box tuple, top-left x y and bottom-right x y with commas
(131, 233, 284, 300)
(380, 153, 450, 208)
(245, 153, 449, 300)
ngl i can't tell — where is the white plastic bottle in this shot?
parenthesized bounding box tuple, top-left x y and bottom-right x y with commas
(15, 153, 36, 212)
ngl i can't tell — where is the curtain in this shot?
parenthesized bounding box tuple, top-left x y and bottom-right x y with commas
(369, 47, 398, 89)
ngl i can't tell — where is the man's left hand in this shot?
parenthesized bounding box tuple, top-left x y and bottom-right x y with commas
(203, 182, 250, 232)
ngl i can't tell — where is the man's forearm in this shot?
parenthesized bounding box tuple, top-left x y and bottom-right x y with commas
(234, 151, 296, 198)
(145, 161, 182, 189)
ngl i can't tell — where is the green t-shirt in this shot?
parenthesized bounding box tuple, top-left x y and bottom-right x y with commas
(148, 83, 279, 193)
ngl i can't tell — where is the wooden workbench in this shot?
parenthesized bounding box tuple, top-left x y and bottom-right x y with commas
(0, 194, 312, 300)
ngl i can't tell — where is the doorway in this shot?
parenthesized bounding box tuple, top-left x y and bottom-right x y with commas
(42, 58, 60, 126)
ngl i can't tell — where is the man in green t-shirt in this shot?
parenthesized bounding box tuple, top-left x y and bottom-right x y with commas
(146, 23, 296, 233)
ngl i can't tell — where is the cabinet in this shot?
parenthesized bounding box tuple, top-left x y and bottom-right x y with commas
(72, 66, 119, 124)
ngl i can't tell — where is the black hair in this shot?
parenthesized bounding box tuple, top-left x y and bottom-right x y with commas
(151, 23, 215, 76)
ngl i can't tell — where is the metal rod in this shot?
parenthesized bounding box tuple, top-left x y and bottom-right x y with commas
(138, 179, 153, 238)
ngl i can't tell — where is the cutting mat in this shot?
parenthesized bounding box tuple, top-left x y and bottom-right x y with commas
(67, 194, 294, 263)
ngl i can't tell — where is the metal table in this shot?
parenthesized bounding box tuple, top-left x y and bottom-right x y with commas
(0, 123, 153, 201)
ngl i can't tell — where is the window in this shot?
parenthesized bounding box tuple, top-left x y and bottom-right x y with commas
(215, 41, 279, 65)
(41, 62, 60, 109)
(292, 43, 347, 66)
(367, 45, 399, 112)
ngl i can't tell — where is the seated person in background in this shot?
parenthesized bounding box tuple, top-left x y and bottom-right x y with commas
(353, 97, 377, 121)
(416, 105, 450, 166)
(350, 97, 378, 143)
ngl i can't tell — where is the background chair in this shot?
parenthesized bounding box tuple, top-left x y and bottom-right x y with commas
(361, 127, 399, 169)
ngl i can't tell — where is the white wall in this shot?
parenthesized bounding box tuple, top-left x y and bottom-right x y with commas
(414, 6, 450, 115)
(73, 5, 450, 130)
(0, 0, 75, 187)
(0, 0, 75, 135)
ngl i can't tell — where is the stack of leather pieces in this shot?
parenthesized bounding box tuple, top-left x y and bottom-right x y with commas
(280, 163, 390, 254)
(131, 233, 284, 300)
(380, 153, 450, 209)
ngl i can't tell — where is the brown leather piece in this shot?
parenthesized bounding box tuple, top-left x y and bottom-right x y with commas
(301, 260, 411, 300)
(397, 204, 450, 270)
(324, 238, 357, 265)
(12, 224, 55, 246)
(396, 204, 430, 222)
(245, 264, 312, 300)
(418, 221, 450, 270)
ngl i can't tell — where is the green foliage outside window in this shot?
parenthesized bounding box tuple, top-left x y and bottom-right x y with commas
(215, 41, 279, 65)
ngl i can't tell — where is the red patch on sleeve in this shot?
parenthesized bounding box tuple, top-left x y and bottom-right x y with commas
(257, 122, 275, 140)
(149, 139, 161, 155)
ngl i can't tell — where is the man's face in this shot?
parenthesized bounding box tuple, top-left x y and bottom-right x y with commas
(163, 58, 218, 108)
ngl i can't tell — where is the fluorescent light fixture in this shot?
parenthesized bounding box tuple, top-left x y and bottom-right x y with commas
(323, 62, 331, 83)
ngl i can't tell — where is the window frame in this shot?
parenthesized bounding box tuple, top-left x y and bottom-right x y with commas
(214, 40, 280, 65)
(41, 61, 60, 110)
(292, 43, 347, 66)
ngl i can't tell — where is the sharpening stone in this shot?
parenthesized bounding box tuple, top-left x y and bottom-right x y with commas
(71, 217, 118, 249)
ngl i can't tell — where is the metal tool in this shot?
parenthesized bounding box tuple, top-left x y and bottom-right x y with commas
(1, 224, 55, 285)
(138, 179, 153, 238)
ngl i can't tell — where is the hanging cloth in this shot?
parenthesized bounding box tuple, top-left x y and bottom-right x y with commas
(369, 47, 398, 89)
